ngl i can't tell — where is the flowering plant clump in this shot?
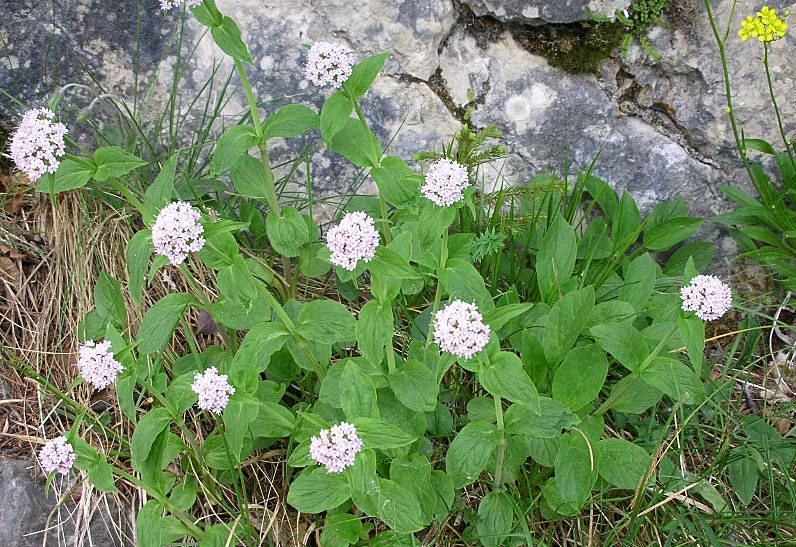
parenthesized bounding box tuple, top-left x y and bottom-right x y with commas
(76, 340, 124, 390)
(325, 211, 380, 270)
(739, 6, 789, 42)
(152, 201, 205, 266)
(681, 274, 733, 321)
(305, 41, 355, 88)
(9, 108, 67, 181)
(309, 422, 364, 473)
(420, 158, 469, 206)
(191, 367, 235, 414)
(433, 300, 491, 359)
(39, 436, 76, 476)
(22, 2, 769, 545)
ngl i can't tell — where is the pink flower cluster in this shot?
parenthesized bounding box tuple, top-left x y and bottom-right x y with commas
(305, 42, 355, 88)
(160, 0, 201, 10)
(152, 201, 205, 266)
(421, 158, 469, 207)
(39, 436, 76, 475)
(325, 211, 380, 271)
(433, 300, 491, 359)
(191, 367, 235, 414)
(680, 274, 732, 321)
(9, 108, 68, 182)
(309, 422, 363, 473)
(77, 340, 124, 391)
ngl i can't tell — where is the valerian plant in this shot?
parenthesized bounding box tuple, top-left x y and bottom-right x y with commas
(10, 0, 742, 545)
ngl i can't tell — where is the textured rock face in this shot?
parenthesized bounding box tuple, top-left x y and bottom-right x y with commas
(461, 0, 632, 23)
(0, 458, 131, 546)
(1, 0, 794, 214)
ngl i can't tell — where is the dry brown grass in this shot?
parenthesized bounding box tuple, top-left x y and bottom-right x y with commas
(0, 173, 309, 545)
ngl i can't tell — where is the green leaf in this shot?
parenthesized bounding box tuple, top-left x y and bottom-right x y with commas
(598, 438, 651, 489)
(137, 293, 197, 354)
(678, 315, 705, 375)
(190, 0, 222, 26)
(211, 124, 258, 176)
(368, 247, 420, 301)
(376, 478, 426, 534)
(590, 323, 649, 373)
(229, 321, 291, 392)
(217, 254, 258, 312)
(348, 449, 380, 516)
(356, 300, 393, 365)
(266, 207, 310, 257)
(551, 345, 609, 411)
(389, 454, 435, 521)
(744, 138, 777, 155)
(388, 359, 438, 412)
(644, 217, 702, 251)
(37, 156, 95, 192)
(483, 302, 534, 332)
(261, 104, 319, 139)
(321, 513, 362, 547)
(341, 361, 379, 419)
(479, 351, 541, 413)
(619, 253, 656, 312)
(613, 191, 642, 247)
(417, 202, 456, 251)
(298, 299, 357, 344)
(438, 258, 493, 310)
(477, 492, 514, 547)
(249, 400, 295, 438)
(728, 450, 758, 505)
(143, 154, 177, 224)
(430, 470, 455, 519)
(504, 397, 580, 438)
(127, 231, 153, 306)
(555, 431, 599, 503)
(136, 500, 164, 547)
(446, 421, 500, 488)
(640, 357, 704, 404)
(370, 156, 421, 209)
(329, 118, 382, 168)
(536, 214, 577, 302)
(344, 52, 389, 97)
(608, 375, 662, 413)
(92, 147, 147, 181)
(543, 286, 595, 366)
(131, 407, 172, 469)
(287, 467, 351, 513)
(210, 16, 252, 62)
(230, 153, 273, 199)
(223, 393, 260, 461)
(165, 373, 199, 414)
(320, 91, 354, 145)
(93, 271, 127, 330)
(87, 458, 117, 493)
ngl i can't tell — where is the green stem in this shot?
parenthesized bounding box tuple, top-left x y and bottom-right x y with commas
(703, 0, 756, 185)
(108, 177, 145, 215)
(234, 58, 293, 290)
(385, 331, 397, 374)
(426, 229, 449, 345)
(763, 43, 795, 165)
(493, 394, 506, 488)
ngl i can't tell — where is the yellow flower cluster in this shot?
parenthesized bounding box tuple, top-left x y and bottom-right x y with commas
(739, 6, 789, 42)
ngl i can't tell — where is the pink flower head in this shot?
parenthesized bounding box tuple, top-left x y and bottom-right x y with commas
(39, 436, 76, 475)
(152, 201, 205, 266)
(77, 340, 124, 391)
(680, 274, 732, 321)
(191, 367, 235, 414)
(160, 0, 201, 10)
(9, 108, 68, 182)
(305, 42, 355, 88)
(433, 299, 491, 359)
(421, 158, 469, 207)
(325, 211, 380, 271)
(309, 422, 363, 473)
